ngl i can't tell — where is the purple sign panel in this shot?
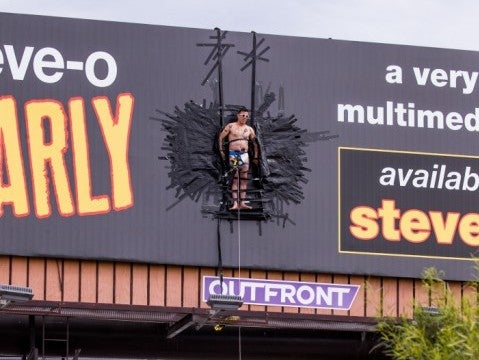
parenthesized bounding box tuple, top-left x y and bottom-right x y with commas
(202, 276, 360, 310)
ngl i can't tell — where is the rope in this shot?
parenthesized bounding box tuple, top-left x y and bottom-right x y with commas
(236, 170, 242, 360)
(216, 218, 223, 286)
(237, 169, 241, 278)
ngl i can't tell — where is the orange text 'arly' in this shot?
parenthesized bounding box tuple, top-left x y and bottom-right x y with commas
(0, 93, 135, 218)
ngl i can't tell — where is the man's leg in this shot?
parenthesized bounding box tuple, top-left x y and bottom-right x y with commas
(239, 165, 252, 209)
(230, 168, 239, 210)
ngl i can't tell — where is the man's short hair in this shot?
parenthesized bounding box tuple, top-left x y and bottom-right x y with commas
(237, 107, 249, 114)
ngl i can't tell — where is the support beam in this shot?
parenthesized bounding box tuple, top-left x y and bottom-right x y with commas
(29, 315, 35, 356)
(166, 313, 195, 339)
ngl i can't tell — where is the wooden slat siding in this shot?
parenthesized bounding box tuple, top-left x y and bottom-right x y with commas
(223, 268, 235, 284)
(79, 261, 97, 303)
(45, 259, 62, 301)
(349, 275, 366, 317)
(114, 263, 131, 305)
(266, 271, 284, 313)
(198, 267, 216, 309)
(365, 277, 382, 317)
(282, 272, 300, 314)
(317, 274, 334, 315)
(223, 269, 234, 277)
(462, 281, 478, 308)
(11, 257, 28, 286)
(0, 256, 10, 284)
(132, 264, 148, 305)
(448, 281, 462, 309)
(382, 278, 399, 317)
(149, 265, 166, 306)
(63, 260, 80, 302)
(28, 258, 45, 300)
(165, 265, 182, 307)
(413, 278, 431, 309)
(182, 267, 200, 308)
(10, 256, 479, 321)
(97, 262, 114, 304)
(332, 274, 349, 316)
(398, 278, 414, 318)
(249, 270, 267, 312)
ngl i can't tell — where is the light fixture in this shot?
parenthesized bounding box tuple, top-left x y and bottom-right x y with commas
(207, 294, 243, 311)
(214, 324, 224, 331)
(0, 284, 34, 308)
(421, 306, 440, 316)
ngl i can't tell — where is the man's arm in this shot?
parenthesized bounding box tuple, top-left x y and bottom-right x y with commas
(218, 124, 231, 159)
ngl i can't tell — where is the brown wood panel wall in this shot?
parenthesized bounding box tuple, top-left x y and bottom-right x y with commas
(1, 255, 476, 319)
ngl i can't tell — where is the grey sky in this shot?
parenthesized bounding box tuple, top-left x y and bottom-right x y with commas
(0, 0, 478, 51)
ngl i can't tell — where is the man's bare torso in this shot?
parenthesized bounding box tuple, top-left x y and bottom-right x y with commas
(227, 123, 253, 151)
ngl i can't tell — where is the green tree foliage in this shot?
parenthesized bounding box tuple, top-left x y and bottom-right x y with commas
(376, 267, 479, 359)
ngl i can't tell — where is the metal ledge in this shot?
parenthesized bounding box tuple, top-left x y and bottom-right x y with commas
(0, 300, 377, 333)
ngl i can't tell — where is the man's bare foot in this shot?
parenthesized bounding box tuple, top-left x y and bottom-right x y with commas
(239, 203, 252, 210)
(229, 203, 239, 210)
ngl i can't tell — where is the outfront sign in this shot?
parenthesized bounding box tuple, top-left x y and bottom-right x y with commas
(2, 12, 479, 280)
(202, 276, 360, 310)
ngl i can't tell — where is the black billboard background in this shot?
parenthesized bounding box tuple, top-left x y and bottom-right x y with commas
(2, 12, 479, 280)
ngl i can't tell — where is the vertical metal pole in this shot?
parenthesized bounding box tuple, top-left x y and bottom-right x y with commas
(29, 315, 35, 359)
(215, 28, 229, 213)
(66, 318, 69, 360)
(215, 27, 225, 127)
(250, 32, 257, 127)
(41, 316, 45, 360)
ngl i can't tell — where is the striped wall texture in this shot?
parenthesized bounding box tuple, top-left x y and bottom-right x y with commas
(1, 256, 476, 319)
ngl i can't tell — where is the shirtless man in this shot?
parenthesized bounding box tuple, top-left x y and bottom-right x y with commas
(218, 108, 258, 210)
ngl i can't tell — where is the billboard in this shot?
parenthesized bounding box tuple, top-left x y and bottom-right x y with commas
(1, 12, 479, 280)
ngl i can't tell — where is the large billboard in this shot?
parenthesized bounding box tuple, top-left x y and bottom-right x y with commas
(1, 12, 479, 280)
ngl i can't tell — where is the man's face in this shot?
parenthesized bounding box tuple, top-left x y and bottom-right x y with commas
(237, 111, 249, 124)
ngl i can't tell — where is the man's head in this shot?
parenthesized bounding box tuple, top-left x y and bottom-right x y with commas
(236, 107, 249, 124)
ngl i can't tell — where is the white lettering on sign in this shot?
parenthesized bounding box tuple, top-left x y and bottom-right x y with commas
(0, 44, 117, 87)
(413, 67, 478, 95)
(204, 276, 359, 310)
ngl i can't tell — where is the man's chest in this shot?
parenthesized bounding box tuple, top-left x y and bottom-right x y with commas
(230, 126, 250, 139)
